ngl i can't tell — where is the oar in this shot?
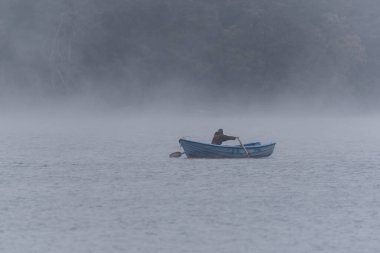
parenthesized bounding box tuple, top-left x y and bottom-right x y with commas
(237, 137, 251, 158)
(169, 151, 184, 158)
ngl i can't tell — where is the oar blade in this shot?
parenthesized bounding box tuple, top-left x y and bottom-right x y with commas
(169, 151, 183, 158)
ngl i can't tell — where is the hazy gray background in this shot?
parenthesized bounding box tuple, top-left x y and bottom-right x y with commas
(2, 2, 380, 252)
(1, 0, 380, 113)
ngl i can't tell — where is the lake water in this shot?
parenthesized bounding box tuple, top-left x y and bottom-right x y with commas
(1, 115, 380, 252)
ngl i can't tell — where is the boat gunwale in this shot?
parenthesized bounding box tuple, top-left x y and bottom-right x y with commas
(179, 138, 276, 149)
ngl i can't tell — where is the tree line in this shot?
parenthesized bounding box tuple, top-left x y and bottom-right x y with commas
(1, 0, 379, 102)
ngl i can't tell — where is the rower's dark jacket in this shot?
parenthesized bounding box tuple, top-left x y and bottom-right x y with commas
(211, 132, 236, 145)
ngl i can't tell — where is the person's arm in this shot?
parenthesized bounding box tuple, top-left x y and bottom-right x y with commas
(221, 135, 236, 142)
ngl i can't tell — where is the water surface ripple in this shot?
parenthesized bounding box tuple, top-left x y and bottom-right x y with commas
(1, 116, 380, 252)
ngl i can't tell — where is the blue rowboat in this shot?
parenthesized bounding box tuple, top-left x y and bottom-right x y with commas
(179, 138, 275, 159)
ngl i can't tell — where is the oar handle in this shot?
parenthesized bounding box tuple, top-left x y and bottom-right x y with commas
(237, 137, 250, 158)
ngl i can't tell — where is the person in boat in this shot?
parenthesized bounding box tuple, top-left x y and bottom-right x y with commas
(211, 129, 237, 145)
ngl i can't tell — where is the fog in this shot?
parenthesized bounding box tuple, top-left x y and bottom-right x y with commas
(3, 2, 380, 252)
(2, 111, 380, 252)
(1, 0, 380, 115)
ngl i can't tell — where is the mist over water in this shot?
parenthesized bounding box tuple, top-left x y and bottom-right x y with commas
(2, 0, 380, 252)
(2, 115, 380, 252)
(1, 0, 380, 111)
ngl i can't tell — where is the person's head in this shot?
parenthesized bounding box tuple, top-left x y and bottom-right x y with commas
(217, 129, 223, 134)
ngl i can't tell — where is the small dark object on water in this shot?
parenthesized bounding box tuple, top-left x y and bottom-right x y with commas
(169, 151, 184, 158)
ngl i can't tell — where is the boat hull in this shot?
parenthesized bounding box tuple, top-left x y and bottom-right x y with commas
(179, 139, 275, 159)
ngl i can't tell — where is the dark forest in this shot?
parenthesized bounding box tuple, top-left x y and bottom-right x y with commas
(1, 0, 380, 107)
